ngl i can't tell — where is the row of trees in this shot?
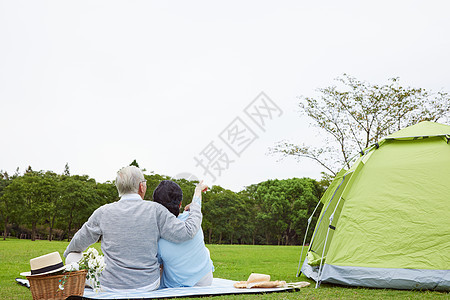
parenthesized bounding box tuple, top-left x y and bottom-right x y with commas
(0, 164, 326, 245)
(0, 165, 118, 241)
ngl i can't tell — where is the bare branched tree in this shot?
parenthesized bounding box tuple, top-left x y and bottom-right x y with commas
(271, 74, 450, 176)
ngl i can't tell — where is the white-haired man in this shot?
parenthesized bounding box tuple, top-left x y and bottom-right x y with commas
(64, 166, 204, 292)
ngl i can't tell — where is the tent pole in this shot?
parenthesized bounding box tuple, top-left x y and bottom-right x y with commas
(315, 194, 345, 288)
(296, 199, 322, 277)
(306, 174, 347, 262)
(296, 218, 311, 277)
(315, 213, 333, 288)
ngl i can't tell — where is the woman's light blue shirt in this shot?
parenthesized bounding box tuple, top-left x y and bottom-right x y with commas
(157, 196, 214, 288)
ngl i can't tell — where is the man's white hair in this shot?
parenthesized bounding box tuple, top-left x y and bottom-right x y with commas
(115, 166, 145, 196)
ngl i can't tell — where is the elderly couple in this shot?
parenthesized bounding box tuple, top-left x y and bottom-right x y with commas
(63, 166, 214, 292)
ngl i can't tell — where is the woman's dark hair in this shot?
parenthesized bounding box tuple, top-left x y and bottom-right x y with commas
(152, 180, 183, 216)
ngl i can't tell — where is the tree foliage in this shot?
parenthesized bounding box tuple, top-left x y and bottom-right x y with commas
(271, 74, 450, 175)
(3, 171, 50, 241)
(202, 186, 251, 244)
(0, 167, 113, 241)
(59, 175, 100, 241)
(253, 178, 323, 245)
(129, 160, 140, 168)
(0, 171, 14, 240)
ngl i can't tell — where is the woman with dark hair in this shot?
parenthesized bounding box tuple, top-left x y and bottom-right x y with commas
(153, 180, 214, 288)
(153, 181, 184, 216)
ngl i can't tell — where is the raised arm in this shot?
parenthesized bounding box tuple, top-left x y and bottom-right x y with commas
(185, 180, 207, 210)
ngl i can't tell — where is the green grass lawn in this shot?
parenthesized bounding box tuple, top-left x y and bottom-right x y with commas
(0, 239, 447, 299)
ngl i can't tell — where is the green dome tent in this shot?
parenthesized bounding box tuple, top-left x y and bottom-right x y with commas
(298, 121, 450, 291)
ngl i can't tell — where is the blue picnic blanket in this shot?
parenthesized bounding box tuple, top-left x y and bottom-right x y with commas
(16, 277, 296, 299)
(82, 278, 294, 299)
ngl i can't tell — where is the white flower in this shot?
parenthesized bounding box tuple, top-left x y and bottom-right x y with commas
(65, 262, 79, 271)
(88, 260, 95, 270)
(58, 284, 64, 291)
(77, 247, 106, 291)
(87, 248, 99, 257)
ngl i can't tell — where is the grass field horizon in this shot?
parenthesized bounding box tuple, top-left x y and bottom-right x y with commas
(1, 239, 447, 299)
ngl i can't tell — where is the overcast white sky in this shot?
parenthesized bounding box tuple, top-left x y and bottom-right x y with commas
(1, 1, 450, 191)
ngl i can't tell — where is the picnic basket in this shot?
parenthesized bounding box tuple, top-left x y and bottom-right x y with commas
(27, 269, 87, 300)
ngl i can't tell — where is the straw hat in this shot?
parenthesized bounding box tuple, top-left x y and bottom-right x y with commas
(234, 273, 310, 289)
(234, 273, 287, 288)
(20, 252, 66, 277)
